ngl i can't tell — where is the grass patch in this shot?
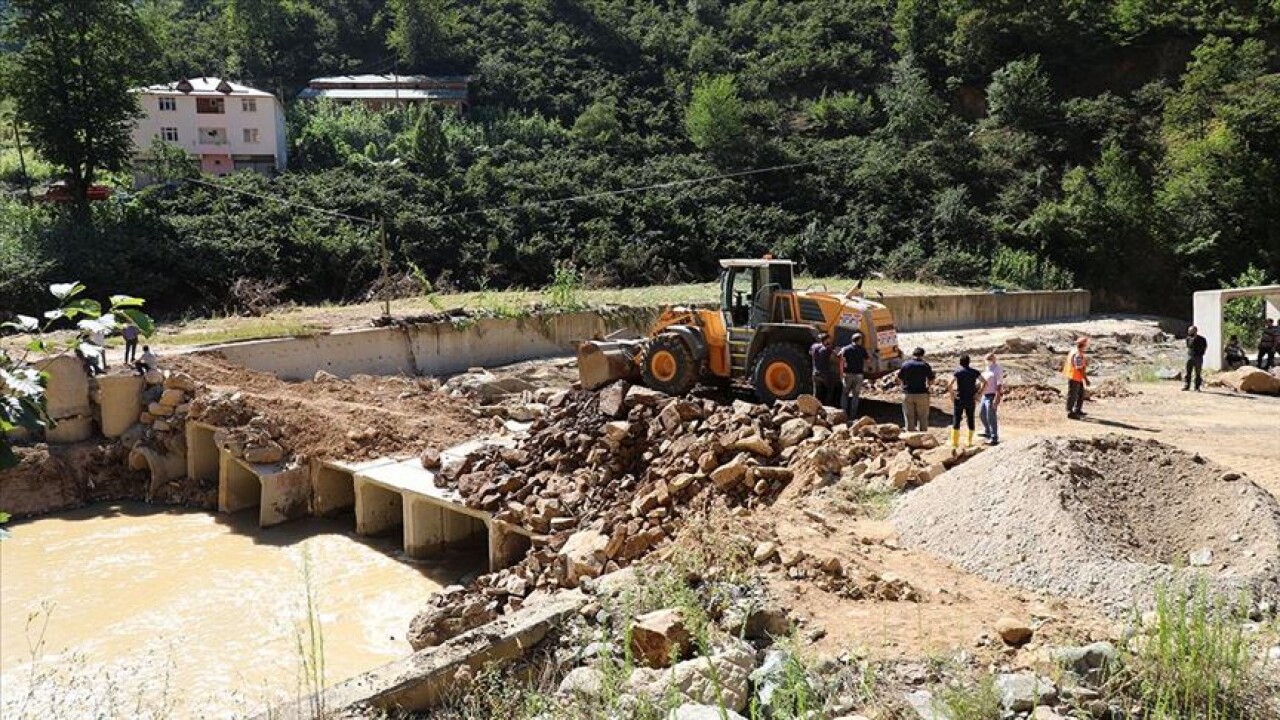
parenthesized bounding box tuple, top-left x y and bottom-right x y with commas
(1110, 582, 1274, 720)
(932, 674, 1002, 719)
(158, 317, 321, 346)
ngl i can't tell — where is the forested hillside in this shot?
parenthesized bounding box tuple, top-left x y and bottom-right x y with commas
(3, 0, 1279, 315)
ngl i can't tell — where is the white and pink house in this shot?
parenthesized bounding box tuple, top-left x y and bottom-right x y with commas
(130, 77, 287, 182)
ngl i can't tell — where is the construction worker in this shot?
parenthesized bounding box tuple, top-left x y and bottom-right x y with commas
(1064, 337, 1089, 419)
(947, 354, 981, 448)
(898, 347, 935, 431)
(809, 333, 839, 406)
(839, 332, 869, 419)
(122, 321, 141, 365)
(135, 346, 159, 375)
(1183, 325, 1207, 391)
(1260, 318, 1278, 370)
(979, 352, 1004, 445)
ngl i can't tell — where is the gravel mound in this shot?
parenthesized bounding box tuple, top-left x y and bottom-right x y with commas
(891, 434, 1280, 612)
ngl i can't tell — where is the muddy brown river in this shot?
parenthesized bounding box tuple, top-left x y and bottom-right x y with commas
(0, 503, 468, 718)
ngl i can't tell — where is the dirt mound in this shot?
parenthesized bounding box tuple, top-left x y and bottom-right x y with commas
(172, 353, 479, 462)
(891, 434, 1280, 612)
(0, 442, 150, 517)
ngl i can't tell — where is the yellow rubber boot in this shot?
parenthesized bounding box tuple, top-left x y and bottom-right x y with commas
(966, 430, 975, 448)
(949, 429, 959, 448)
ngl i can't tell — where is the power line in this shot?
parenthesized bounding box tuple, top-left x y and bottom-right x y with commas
(415, 156, 846, 222)
(184, 177, 378, 225)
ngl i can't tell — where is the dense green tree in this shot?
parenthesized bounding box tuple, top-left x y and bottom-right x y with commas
(1, 0, 150, 205)
(572, 97, 622, 144)
(984, 56, 1055, 132)
(685, 75, 745, 156)
(388, 0, 457, 70)
(403, 104, 448, 176)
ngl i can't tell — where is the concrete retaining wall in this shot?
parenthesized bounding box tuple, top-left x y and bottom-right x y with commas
(212, 309, 658, 381)
(881, 290, 1090, 332)
(255, 590, 588, 720)
(208, 292, 1088, 380)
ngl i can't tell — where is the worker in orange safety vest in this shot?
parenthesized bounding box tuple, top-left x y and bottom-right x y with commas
(1063, 336, 1090, 419)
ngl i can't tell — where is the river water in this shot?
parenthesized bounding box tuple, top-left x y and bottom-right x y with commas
(0, 503, 469, 719)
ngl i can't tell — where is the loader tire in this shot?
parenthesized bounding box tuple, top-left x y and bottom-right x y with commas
(641, 334, 698, 396)
(752, 343, 810, 404)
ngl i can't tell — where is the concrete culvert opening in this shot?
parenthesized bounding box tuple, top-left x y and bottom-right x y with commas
(356, 479, 404, 540)
(892, 434, 1280, 612)
(406, 498, 489, 566)
(314, 465, 357, 517)
(220, 456, 261, 514)
(187, 423, 219, 486)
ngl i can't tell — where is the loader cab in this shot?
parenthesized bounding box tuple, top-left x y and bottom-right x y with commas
(720, 259, 794, 328)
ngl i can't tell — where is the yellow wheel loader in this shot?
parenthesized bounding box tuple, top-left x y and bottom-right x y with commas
(578, 258, 903, 403)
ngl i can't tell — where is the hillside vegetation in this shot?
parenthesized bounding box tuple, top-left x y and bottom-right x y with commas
(2, 0, 1279, 316)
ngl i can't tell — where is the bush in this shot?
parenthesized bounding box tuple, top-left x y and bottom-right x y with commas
(990, 246, 1075, 290)
(1110, 582, 1273, 719)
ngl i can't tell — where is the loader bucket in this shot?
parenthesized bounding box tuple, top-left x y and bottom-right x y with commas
(577, 339, 644, 390)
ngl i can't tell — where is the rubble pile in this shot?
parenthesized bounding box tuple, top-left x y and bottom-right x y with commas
(188, 390, 291, 464)
(411, 382, 983, 649)
(136, 370, 197, 436)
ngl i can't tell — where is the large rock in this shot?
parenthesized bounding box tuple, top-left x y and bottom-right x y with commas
(630, 608, 693, 668)
(558, 666, 606, 699)
(560, 529, 610, 586)
(901, 431, 938, 449)
(598, 382, 630, 418)
(795, 394, 824, 416)
(1217, 367, 1280, 395)
(777, 418, 812, 448)
(710, 455, 750, 490)
(243, 442, 285, 464)
(628, 639, 756, 712)
(995, 673, 1057, 711)
(1051, 641, 1117, 675)
(994, 616, 1033, 646)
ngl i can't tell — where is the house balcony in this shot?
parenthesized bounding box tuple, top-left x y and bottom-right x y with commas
(196, 97, 225, 114)
(198, 127, 228, 145)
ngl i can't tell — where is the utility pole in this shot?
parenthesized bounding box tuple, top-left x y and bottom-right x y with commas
(379, 216, 392, 320)
(12, 119, 33, 204)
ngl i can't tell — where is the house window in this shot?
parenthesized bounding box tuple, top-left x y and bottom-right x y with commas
(160, 127, 179, 142)
(158, 97, 176, 111)
(242, 98, 257, 112)
(243, 128, 260, 144)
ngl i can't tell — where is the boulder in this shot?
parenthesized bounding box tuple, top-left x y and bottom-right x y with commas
(710, 455, 750, 490)
(795, 394, 824, 416)
(729, 433, 774, 457)
(163, 372, 198, 392)
(1216, 367, 1280, 395)
(753, 541, 778, 564)
(994, 617, 1034, 646)
(598, 382, 630, 418)
(628, 639, 756, 712)
(1051, 642, 1117, 675)
(420, 448, 442, 469)
(777, 418, 812, 448)
(243, 442, 285, 464)
(143, 369, 164, 386)
(560, 529, 610, 586)
(901, 431, 938, 449)
(995, 673, 1057, 711)
(312, 369, 339, 383)
(630, 608, 693, 668)
(558, 666, 606, 699)
(147, 402, 174, 417)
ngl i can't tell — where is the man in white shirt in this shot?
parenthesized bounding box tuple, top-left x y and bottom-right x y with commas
(979, 352, 1004, 445)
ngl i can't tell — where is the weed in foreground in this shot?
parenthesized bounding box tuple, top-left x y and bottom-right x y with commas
(1110, 582, 1273, 720)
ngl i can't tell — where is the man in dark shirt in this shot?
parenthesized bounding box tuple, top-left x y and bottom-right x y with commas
(809, 333, 839, 406)
(897, 347, 935, 431)
(1184, 325, 1208, 392)
(838, 333, 870, 419)
(947, 354, 982, 447)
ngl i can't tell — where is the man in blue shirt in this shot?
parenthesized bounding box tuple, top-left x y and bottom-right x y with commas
(947, 354, 983, 448)
(838, 333, 869, 419)
(897, 347, 935, 431)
